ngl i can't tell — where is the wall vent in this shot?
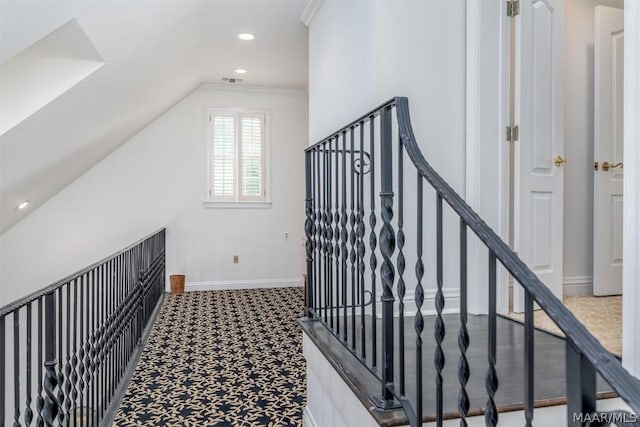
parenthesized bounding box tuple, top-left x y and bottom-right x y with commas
(221, 77, 243, 83)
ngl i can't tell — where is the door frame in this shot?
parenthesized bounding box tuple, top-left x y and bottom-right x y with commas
(466, 0, 640, 378)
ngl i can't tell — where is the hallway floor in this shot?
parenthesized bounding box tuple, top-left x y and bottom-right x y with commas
(509, 295, 622, 356)
(113, 287, 306, 426)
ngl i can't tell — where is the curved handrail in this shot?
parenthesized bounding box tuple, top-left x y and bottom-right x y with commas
(0, 227, 166, 317)
(393, 96, 640, 414)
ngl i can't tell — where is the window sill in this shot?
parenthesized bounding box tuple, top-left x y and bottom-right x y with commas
(202, 201, 272, 209)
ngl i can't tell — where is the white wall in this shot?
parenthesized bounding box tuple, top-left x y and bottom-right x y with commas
(0, 85, 308, 305)
(563, 0, 624, 288)
(308, 0, 376, 143)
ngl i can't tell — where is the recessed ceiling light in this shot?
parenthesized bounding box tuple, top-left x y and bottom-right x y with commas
(17, 200, 29, 210)
(238, 33, 255, 41)
(234, 68, 248, 74)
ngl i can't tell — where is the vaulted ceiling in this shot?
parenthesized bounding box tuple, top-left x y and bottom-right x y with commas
(0, 0, 309, 233)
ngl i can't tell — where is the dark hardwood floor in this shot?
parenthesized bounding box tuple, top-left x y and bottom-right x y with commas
(300, 312, 615, 426)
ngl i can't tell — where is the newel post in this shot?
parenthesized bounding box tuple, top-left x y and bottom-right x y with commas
(376, 105, 396, 407)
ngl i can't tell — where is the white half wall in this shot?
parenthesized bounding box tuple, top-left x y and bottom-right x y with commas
(563, 0, 624, 283)
(0, 85, 308, 305)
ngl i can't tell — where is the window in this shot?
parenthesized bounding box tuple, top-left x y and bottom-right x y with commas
(207, 109, 270, 206)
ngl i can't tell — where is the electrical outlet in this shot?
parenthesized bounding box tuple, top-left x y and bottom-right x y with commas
(233, 255, 239, 264)
(284, 232, 289, 241)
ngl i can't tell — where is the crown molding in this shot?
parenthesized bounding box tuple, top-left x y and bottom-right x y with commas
(301, 0, 323, 26)
(199, 82, 308, 98)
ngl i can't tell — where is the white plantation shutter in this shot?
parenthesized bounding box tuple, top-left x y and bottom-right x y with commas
(208, 109, 267, 202)
(240, 115, 263, 198)
(211, 115, 236, 198)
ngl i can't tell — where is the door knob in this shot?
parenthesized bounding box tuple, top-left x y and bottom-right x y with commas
(554, 155, 568, 167)
(601, 161, 623, 171)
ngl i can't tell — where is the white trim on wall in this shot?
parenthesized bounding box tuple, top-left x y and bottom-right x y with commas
(623, 0, 640, 379)
(563, 276, 593, 296)
(184, 277, 303, 292)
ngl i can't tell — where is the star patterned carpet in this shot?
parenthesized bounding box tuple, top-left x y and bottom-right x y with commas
(113, 287, 306, 426)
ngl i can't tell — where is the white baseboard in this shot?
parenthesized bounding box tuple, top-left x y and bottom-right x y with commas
(302, 406, 319, 427)
(184, 277, 303, 292)
(563, 276, 593, 296)
(374, 288, 461, 317)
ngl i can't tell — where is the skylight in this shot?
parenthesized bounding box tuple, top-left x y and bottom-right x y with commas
(0, 19, 104, 135)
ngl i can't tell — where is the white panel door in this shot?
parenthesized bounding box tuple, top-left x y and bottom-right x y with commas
(594, 6, 624, 296)
(514, 0, 564, 311)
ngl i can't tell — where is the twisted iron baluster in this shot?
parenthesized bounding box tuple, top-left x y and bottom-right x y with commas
(327, 140, 334, 329)
(458, 220, 470, 426)
(397, 139, 406, 396)
(485, 251, 499, 426)
(322, 144, 329, 323)
(64, 284, 73, 421)
(346, 130, 355, 347)
(71, 280, 79, 424)
(334, 136, 342, 337)
(415, 175, 425, 423)
(36, 298, 44, 427)
(43, 361, 58, 427)
(368, 118, 378, 369)
(25, 304, 34, 426)
(356, 122, 367, 358)
(379, 106, 395, 406)
(434, 195, 446, 423)
(56, 288, 65, 426)
(14, 309, 20, 427)
(305, 150, 315, 318)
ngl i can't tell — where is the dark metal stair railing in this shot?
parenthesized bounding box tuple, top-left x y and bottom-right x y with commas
(303, 97, 640, 426)
(0, 228, 165, 426)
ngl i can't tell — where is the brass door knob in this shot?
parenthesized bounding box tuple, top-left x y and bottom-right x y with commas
(601, 161, 623, 171)
(554, 155, 568, 167)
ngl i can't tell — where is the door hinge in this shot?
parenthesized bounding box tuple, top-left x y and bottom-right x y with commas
(506, 125, 519, 143)
(507, 0, 520, 17)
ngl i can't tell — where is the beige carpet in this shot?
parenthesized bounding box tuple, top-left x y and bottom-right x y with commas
(509, 295, 622, 356)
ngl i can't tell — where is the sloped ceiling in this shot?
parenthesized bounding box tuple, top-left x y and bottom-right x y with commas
(0, 0, 309, 233)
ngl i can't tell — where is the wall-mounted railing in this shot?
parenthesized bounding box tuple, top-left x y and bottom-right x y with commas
(1, 228, 165, 426)
(303, 98, 640, 426)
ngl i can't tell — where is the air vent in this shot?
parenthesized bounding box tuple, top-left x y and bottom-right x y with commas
(221, 77, 243, 84)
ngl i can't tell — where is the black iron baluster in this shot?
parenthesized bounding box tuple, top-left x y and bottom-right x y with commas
(83, 273, 91, 425)
(327, 141, 334, 328)
(305, 150, 314, 318)
(341, 131, 349, 344)
(566, 341, 596, 427)
(368, 117, 378, 370)
(57, 287, 64, 426)
(314, 147, 321, 317)
(415, 174, 425, 423)
(349, 128, 356, 349)
(378, 105, 395, 408)
(485, 251, 499, 427)
(458, 220, 470, 426)
(397, 137, 406, 396)
(71, 279, 79, 425)
(524, 289, 534, 427)
(322, 144, 327, 323)
(92, 268, 98, 426)
(36, 297, 44, 426)
(334, 135, 341, 337)
(26, 303, 33, 426)
(0, 314, 4, 425)
(43, 291, 59, 427)
(13, 308, 20, 426)
(357, 121, 367, 359)
(65, 283, 72, 421)
(435, 195, 445, 426)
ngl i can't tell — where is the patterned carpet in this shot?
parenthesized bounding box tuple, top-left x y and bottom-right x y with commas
(509, 295, 622, 356)
(113, 287, 306, 426)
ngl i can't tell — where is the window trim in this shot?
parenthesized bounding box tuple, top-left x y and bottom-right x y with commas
(205, 107, 271, 206)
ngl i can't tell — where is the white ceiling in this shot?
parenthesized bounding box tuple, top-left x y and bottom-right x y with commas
(0, 0, 309, 233)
